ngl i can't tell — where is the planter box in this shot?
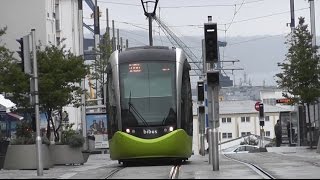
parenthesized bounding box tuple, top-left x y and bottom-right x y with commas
(50, 144, 84, 165)
(0, 141, 9, 170)
(82, 150, 90, 164)
(4, 144, 52, 170)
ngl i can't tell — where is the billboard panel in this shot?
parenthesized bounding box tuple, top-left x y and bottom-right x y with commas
(86, 113, 108, 149)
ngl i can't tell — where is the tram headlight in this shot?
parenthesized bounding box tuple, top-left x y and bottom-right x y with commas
(132, 129, 136, 133)
(126, 128, 131, 133)
(169, 126, 174, 132)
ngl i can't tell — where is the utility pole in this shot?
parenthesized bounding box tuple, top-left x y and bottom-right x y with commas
(120, 37, 123, 50)
(117, 29, 120, 50)
(106, 8, 110, 42)
(309, 0, 316, 49)
(290, 0, 295, 33)
(78, 0, 87, 150)
(94, 0, 101, 107)
(112, 20, 115, 51)
(126, 39, 129, 48)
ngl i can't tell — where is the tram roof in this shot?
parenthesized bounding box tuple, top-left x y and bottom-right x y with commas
(118, 46, 177, 63)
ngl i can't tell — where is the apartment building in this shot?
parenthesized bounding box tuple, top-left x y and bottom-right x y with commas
(0, 0, 82, 128)
(219, 100, 292, 143)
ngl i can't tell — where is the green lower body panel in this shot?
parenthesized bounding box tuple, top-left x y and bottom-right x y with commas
(109, 129, 192, 160)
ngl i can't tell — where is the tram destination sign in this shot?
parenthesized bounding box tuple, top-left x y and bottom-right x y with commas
(276, 98, 292, 104)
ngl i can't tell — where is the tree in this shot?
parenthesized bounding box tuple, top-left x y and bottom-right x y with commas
(37, 44, 89, 141)
(0, 28, 89, 141)
(0, 27, 31, 111)
(275, 17, 320, 148)
(88, 32, 112, 105)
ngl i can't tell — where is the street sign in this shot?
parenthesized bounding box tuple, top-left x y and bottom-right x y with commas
(255, 102, 260, 111)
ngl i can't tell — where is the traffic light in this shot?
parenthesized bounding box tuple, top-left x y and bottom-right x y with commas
(197, 81, 204, 102)
(259, 103, 264, 126)
(204, 23, 218, 63)
(16, 35, 32, 74)
(16, 38, 24, 71)
(207, 70, 220, 86)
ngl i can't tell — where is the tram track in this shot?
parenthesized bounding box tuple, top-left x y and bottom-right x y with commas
(169, 165, 181, 179)
(223, 154, 276, 179)
(104, 167, 125, 179)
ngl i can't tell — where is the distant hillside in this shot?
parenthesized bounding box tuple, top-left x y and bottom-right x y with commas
(85, 30, 319, 87)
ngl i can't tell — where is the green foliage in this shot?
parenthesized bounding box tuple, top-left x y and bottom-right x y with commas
(60, 123, 84, 148)
(37, 44, 89, 109)
(10, 121, 50, 145)
(275, 17, 320, 105)
(88, 32, 112, 98)
(0, 27, 31, 109)
(15, 121, 33, 139)
(0, 29, 89, 141)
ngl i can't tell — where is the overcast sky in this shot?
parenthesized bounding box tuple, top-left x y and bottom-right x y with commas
(83, 0, 319, 37)
(83, 0, 319, 86)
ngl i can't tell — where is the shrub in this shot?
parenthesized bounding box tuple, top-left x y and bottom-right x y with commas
(10, 121, 51, 145)
(60, 123, 84, 148)
(68, 134, 85, 148)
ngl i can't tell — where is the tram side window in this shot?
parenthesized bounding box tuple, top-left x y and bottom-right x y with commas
(107, 70, 118, 138)
(180, 61, 192, 135)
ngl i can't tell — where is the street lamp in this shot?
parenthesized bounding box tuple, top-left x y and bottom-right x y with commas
(140, 0, 159, 46)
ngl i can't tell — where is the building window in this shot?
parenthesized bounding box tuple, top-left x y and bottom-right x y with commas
(241, 132, 251, 137)
(265, 131, 270, 137)
(227, 133, 232, 138)
(265, 116, 270, 121)
(241, 116, 250, 122)
(246, 117, 250, 122)
(241, 117, 245, 122)
(222, 133, 227, 139)
(222, 117, 231, 123)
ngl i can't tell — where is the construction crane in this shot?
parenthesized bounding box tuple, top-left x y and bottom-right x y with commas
(153, 16, 202, 76)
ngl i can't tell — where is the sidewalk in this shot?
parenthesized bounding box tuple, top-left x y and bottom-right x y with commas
(0, 154, 117, 179)
(0, 146, 319, 179)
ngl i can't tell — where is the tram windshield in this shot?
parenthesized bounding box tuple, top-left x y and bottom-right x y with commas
(119, 61, 177, 126)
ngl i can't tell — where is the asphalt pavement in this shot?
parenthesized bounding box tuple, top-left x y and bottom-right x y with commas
(0, 146, 319, 179)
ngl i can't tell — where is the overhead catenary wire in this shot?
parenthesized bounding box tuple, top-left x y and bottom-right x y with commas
(97, 0, 264, 9)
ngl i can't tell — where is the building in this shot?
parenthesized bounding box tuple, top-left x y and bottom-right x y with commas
(0, 0, 83, 129)
(219, 100, 292, 143)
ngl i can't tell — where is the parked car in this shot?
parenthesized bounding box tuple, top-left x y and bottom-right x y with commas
(221, 145, 259, 154)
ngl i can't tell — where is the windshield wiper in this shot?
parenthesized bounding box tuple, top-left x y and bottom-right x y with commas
(128, 91, 149, 126)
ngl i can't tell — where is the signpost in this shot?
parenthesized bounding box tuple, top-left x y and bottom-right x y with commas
(255, 101, 260, 111)
(255, 101, 264, 148)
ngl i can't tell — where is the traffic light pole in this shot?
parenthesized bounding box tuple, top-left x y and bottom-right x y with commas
(31, 29, 43, 176)
(203, 17, 219, 171)
(207, 74, 220, 171)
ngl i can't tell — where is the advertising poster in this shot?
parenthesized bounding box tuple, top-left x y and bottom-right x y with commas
(86, 113, 108, 149)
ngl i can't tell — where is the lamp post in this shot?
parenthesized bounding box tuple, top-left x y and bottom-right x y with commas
(140, 0, 159, 46)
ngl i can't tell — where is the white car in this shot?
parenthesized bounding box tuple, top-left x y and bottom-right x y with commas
(221, 145, 259, 154)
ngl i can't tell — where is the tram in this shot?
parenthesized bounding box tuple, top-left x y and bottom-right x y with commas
(106, 46, 193, 163)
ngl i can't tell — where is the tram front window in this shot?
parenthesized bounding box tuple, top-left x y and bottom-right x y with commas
(119, 62, 177, 127)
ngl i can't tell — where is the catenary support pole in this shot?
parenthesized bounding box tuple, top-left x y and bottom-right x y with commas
(78, 0, 87, 150)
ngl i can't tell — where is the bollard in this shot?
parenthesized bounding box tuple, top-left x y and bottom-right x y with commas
(208, 128, 213, 164)
(200, 133, 205, 156)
